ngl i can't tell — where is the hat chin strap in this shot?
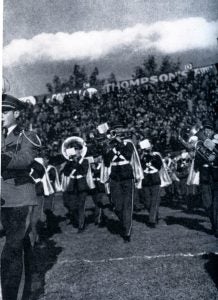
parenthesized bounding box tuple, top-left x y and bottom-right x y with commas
(2, 105, 16, 110)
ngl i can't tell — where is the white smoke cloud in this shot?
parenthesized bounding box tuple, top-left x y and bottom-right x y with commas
(3, 17, 218, 67)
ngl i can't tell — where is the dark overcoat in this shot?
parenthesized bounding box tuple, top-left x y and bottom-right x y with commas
(1, 126, 39, 207)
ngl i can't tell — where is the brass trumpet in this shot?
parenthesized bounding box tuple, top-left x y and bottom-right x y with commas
(107, 128, 132, 140)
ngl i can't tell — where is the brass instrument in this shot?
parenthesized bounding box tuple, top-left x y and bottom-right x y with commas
(195, 139, 218, 164)
(91, 128, 131, 146)
(108, 128, 132, 140)
(61, 136, 87, 160)
(96, 128, 132, 152)
(94, 122, 133, 153)
(178, 124, 202, 149)
(189, 124, 201, 137)
(61, 136, 88, 192)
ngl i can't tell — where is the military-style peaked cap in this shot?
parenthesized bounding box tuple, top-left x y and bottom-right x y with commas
(2, 94, 26, 111)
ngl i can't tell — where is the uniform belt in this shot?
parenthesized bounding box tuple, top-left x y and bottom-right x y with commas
(2, 169, 30, 179)
(203, 164, 209, 168)
(111, 161, 130, 166)
(2, 176, 33, 185)
(70, 175, 83, 179)
(144, 170, 159, 174)
(93, 178, 100, 181)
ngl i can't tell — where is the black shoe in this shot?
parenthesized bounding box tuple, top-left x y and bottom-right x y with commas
(123, 235, 131, 243)
(147, 222, 156, 228)
(98, 222, 105, 228)
(77, 223, 86, 233)
(98, 218, 107, 228)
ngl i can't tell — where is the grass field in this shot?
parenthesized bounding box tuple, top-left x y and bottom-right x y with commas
(1, 193, 218, 299)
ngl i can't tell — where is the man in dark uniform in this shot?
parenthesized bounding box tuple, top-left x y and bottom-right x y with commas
(89, 151, 111, 227)
(1, 94, 41, 300)
(139, 139, 163, 228)
(174, 150, 191, 207)
(194, 121, 215, 229)
(211, 134, 218, 237)
(101, 124, 142, 242)
(61, 138, 93, 233)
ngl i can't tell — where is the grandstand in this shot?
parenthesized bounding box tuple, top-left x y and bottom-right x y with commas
(18, 63, 218, 158)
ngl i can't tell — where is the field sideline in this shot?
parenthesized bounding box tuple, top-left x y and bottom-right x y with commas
(1, 194, 218, 299)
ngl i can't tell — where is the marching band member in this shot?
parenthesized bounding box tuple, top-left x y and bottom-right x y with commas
(29, 157, 48, 244)
(89, 152, 111, 227)
(163, 153, 179, 204)
(186, 148, 200, 212)
(211, 134, 218, 237)
(1, 94, 41, 300)
(30, 157, 62, 236)
(193, 121, 216, 231)
(174, 150, 192, 207)
(101, 123, 143, 242)
(61, 137, 95, 233)
(179, 128, 200, 211)
(139, 139, 163, 228)
(87, 126, 112, 226)
(46, 163, 62, 211)
(44, 163, 61, 228)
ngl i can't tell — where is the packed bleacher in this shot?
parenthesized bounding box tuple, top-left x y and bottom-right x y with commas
(19, 68, 217, 158)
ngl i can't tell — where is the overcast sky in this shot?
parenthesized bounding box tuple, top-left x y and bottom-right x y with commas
(3, 0, 218, 97)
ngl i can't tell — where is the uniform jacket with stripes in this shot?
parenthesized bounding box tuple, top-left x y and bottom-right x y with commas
(102, 140, 134, 181)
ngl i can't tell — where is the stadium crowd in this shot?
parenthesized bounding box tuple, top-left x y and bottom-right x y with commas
(20, 69, 218, 157)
